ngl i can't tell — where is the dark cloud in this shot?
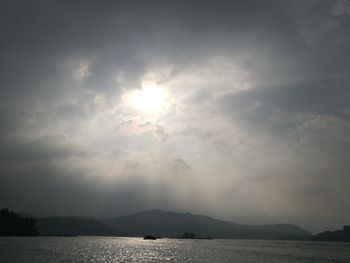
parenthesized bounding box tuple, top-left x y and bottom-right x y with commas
(0, 134, 88, 163)
(172, 158, 190, 172)
(0, 164, 160, 218)
(219, 79, 350, 135)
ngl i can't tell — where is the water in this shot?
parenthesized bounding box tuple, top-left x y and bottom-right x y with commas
(1, 237, 350, 263)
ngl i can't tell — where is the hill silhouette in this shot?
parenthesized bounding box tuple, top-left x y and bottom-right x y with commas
(0, 208, 38, 236)
(104, 209, 311, 239)
(2, 208, 312, 239)
(37, 217, 126, 236)
(313, 226, 350, 242)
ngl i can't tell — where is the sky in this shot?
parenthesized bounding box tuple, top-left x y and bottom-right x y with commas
(0, 0, 349, 233)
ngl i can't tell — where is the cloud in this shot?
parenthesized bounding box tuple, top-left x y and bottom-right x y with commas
(172, 158, 191, 172)
(0, 0, 349, 232)
(219, 80, 350, 135)
(0, 134, 88, 163)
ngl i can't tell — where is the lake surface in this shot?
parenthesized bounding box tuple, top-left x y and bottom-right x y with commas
(1, 237, 350, 263)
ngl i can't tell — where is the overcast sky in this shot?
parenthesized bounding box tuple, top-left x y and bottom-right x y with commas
(1, 0, 350, 233)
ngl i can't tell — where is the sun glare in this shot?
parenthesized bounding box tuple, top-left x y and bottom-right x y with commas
(130, 83, 166, 113)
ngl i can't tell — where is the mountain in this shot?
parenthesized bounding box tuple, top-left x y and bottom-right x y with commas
(104, 209, 312, 239)
(313, 226, 350, 242)
(0, 208, 38, 236)
(245, 224, 312, 238)
(37, 217, 126, 236)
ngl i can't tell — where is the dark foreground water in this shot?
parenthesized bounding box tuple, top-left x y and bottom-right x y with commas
(1, 237, 350, 263)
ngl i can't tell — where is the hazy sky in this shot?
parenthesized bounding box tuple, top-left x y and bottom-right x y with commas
(1, 0, 350, 233)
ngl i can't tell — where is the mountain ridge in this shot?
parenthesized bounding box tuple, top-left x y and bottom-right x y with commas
(37, 217, 127, 236)
(12, 208, 312, 239)
(104, 209, 312, 239)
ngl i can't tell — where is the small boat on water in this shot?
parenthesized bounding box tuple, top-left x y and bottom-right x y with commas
(143, 235, 157, 240)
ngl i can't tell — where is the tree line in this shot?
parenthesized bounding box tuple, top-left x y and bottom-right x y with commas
(0, 208, 38, 236)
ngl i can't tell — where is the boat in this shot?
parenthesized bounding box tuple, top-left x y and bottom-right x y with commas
(143, 235, 157, 240)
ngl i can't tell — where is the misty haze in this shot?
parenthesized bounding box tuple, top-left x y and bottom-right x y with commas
(1, 0, 350, 262)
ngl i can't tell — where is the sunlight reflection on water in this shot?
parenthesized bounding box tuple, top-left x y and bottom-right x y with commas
(1, 237, 350, 263)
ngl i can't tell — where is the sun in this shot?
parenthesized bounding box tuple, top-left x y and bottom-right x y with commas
(130, 83, 167, 113)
